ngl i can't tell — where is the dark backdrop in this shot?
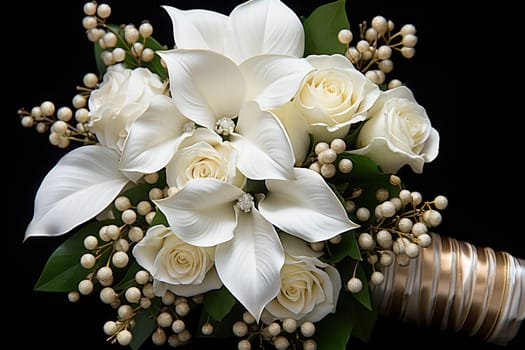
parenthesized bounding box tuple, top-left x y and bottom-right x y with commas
(7, 0, 523, 349)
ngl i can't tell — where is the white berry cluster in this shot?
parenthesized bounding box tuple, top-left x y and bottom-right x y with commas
(67, 172, 206, 347)
(344, 176, 447, 293)
(230, 314, 318, 350)
(81, 1, 160, 67)
(307, 138, 353, 179)
(17, 78, 97, 148)
(337, 15, 418, 88)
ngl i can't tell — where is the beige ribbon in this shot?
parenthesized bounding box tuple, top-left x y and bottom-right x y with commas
(370, 232, 525, 346)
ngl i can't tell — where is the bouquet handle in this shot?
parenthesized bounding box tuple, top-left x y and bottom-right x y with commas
(371, 232, 525, 346)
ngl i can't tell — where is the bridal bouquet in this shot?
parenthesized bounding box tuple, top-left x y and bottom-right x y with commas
(18, 0, 522, 349)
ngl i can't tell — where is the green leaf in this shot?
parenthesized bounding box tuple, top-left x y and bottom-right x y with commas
(302, 0, 349, 56)
(203, 287, 237, 322)
(345, 291, 378, 343)
(315, 298, 353, 350)
(129, 298, 162, 350)
(34, 219, 115, 292)
(322, 231, 361, 263)
(337, 257, 373, 310)
(315, 261, 379, 348)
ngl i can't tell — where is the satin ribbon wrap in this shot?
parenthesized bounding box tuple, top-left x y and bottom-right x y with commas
(371, 232, 525, 345)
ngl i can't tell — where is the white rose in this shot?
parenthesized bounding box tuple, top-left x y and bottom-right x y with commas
(350, 86, 439, 174)
(88, 64, 167, 152)
(294, 54, 380, 141)
(132, 224, 222, 297)
(262, 234, 341, 324)
(166, 128, 246, 189)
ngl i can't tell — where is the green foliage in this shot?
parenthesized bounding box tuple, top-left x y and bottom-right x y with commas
(33, 219, 114, 292)
(322, 231, 361, 263)
(129, 298, 162, 350)
(302, 0, 349, 56)
(203, 287, 237, 322)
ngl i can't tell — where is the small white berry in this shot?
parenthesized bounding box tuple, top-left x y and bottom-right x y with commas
(232, 321, 248, 337)
(103, 320, 118, 335)
(347, 277, 363, 293)
(434, 195, 448, 210)
(338, 158, 353, 173)
(300, 321, 316, 337)
(96, 3, 112, 18)
(172, 319, 186, 334)
(423, 210, 442, 227)
(397, 217, 413, 233)
(118, 304, 134, 320)
(68, 291, 80, 303)
(273, 335, 290, 350)
(117, 329, 133, 346)
(238, 339, 252, 350)
(405, 242, 420, 258)
(135, 270, 150, 285)
(100, 287, 117, 304)
(337, 29, 353, 44)
(80, 253, 96, 269)
(121, 209, 137, 225)
(157, 311, 173, 328)
(112, 251, 129, 268)
(282, 318, 297, 333)
(356, 207, 370, 221)
(370, 271, 385, 285)
(83, 235, 98, 250)
(371, 15, 388, 35)
(125, 286, 142, 303)
(358, 232, 375, 250)
(417, 233, 432, 248)
(303, 339, 317, 350)
(268, 322, 281, 336)
(78, 279, 94, 295)
(380, 252, 394, 266)
(201, 322, 214, 335)
(411, 222, 427, 236)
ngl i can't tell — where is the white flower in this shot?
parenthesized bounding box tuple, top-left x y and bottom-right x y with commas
(129, 49, 311, 181)
(154, 168, 358, 321)
(272, 54, 380, 163)
(350, 86, 440, 174)
(262, 234, 341, 324)
(132, 225, 222, 297)
(24, 145, 130, 239)
(88, 64, 167, 152)
(167, 128, 246, 189)
(163, 0, 304, 64)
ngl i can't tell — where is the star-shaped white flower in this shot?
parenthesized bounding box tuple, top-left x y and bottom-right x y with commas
(163, 0, 304, 64)
(154, 168, 358, 321)
(121, 49, 312, 181)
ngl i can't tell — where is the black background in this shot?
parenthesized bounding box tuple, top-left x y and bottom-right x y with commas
(7, 0, 523, 349)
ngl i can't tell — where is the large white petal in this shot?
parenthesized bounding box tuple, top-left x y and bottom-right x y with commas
(230, 101, 295, 180)
(240, 55, 312, 109)
(157, 49, 246, 129)
(154, 179, 244, 246)
(215, 207, 284, 321)
(259, 168, 359, 242)
(24, 145, 129, 240)
(271, 102, 310, 166)
(227, 0, 304, 63)
(120, 95, 191, 173)
(162, 6, 228, 53)
(349, 137, 426, 174)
